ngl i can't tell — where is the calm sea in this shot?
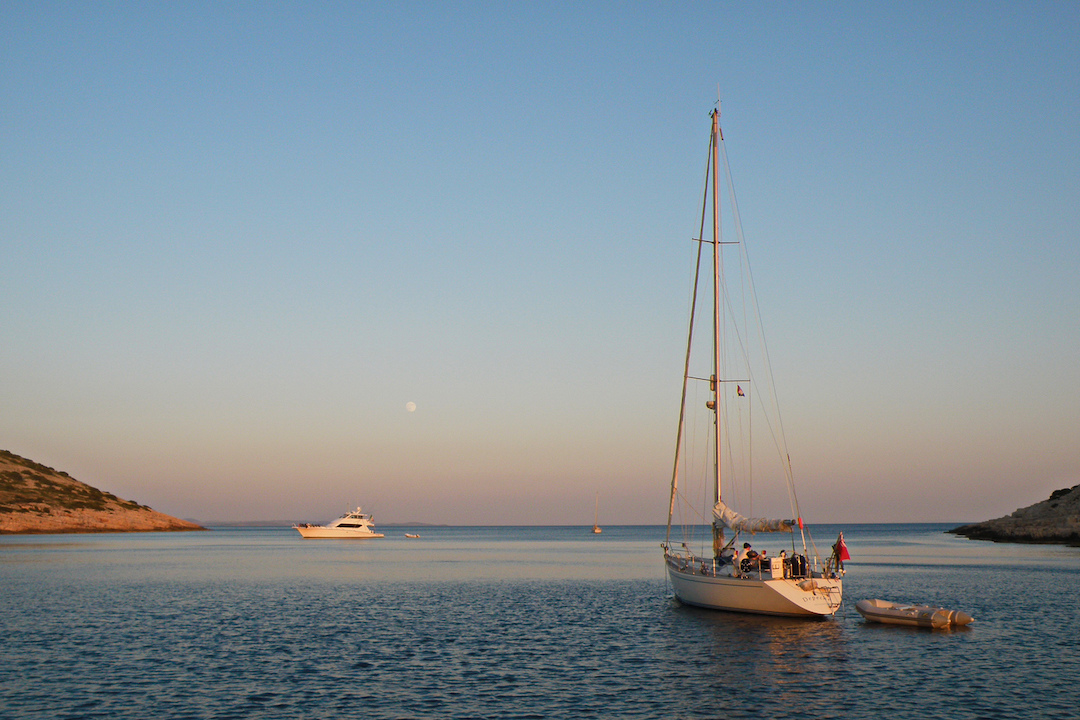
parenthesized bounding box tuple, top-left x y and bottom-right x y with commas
(2, 523, 1077, 719)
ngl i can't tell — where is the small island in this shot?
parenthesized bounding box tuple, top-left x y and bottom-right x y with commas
(0, 449, 203, 534)
(949, 484, 1080, 546)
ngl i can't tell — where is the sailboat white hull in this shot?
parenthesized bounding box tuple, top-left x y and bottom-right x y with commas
(666, 560, 841, 617)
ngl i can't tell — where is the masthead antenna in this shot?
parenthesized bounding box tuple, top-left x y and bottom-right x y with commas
(714, 87, 723, 140)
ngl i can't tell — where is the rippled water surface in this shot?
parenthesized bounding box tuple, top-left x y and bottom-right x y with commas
(2, 524, 1077, 719)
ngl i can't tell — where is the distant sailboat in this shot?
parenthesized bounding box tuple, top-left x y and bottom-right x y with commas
(592, 492, 602, 534)
(661, 106, 845, 617)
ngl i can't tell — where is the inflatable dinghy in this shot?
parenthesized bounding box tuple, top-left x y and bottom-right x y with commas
(856, 598, 974, 628)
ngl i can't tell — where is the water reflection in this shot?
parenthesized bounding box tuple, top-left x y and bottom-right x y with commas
(657, 599, 853, 717)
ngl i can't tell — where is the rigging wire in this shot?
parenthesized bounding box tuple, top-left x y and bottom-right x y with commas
(719, 134, 803, 525)
(665, 114, 714, 547)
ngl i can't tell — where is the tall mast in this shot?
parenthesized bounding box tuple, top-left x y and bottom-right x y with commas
(710, 107, 723, 557)
(711, 108, 721, 505)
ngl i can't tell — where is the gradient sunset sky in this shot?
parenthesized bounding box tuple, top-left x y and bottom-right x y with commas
(3, 2, 1077, 524)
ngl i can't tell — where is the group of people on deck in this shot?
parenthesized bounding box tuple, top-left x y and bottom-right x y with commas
(733, 542, 786, 576)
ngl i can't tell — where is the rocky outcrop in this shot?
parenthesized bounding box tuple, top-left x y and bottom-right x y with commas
(949, 484, 1080, 546)
(0, 449, 203, 534)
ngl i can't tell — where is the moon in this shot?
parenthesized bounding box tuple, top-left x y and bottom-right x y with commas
(405, 401, 416, 413)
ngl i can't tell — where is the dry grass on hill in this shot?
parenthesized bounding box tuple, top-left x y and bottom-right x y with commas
(0, 449, 203, 534)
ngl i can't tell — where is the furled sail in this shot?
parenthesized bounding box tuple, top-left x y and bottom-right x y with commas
(712, 500, 795, 533)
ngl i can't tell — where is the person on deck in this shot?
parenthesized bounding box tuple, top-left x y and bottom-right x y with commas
(740, 542, 761, 572)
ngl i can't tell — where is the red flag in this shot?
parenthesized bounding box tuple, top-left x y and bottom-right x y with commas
(736, 385, 745, 397)
(835, 532, 851, 561)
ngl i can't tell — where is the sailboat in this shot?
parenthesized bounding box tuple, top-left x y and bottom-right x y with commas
(592, 492, 602, 534)
(661, 106, 845, 617)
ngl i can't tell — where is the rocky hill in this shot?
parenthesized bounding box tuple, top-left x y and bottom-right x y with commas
(949, 484, 1080, 546)
(0, 449, 203, 534)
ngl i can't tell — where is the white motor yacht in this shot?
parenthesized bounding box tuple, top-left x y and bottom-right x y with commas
(294, 507, 384, 539)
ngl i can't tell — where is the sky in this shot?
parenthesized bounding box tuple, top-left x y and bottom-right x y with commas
(2, 2, 1078, 525)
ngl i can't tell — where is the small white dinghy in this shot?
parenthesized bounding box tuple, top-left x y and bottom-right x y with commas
(856, 598, 974, 628)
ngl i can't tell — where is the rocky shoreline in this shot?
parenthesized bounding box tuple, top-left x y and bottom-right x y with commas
(949, 484, 1080, 546)
(0, 449, 203, 534)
